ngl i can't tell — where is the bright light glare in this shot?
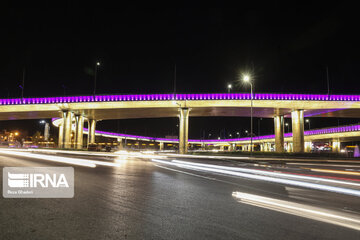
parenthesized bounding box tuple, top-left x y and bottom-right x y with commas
(232, 191, 360, 231)
(228, 84, 232, 89)
(243, 75, 250, 82)
(96, 62, 100, 66)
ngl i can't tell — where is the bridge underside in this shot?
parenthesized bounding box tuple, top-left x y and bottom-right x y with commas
(1, 107, 360, 121)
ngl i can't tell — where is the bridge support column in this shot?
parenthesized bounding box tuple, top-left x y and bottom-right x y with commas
(63, 111, 73, 149)
(75, 115, 84, 149)
(88, 119, 97, 145)
(260, 144, 264, 152)
(291, 110, 305, 153)
(58, 123, 64, 148)
(274, 115, 285, 152)
(228, 143, 235, 152)
(179, 108, 190, 154)
(305, 142, 312, 153)
(263, 143, 268, 152)
(159, 142, 164, 151)
(117, 138, 123, 149)
(201, 143, 206, 150)
(332, 139, 340, 153)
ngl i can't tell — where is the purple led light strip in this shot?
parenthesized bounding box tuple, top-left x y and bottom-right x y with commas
(2, 93, 360, 105)
(87, 124, 360, 143)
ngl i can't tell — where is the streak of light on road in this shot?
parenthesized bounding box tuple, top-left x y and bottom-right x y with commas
(232, 191, 360, 231)
(152, 159, 360, 197)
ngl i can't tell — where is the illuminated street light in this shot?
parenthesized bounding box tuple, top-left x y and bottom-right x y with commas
(227, 84, 232, 93)
(306, 119, 311, 130)
(14, 132, 19, 136)
(285, 123, 289, 133)
(243, 74, 253, 155)
(40, 120, 50, 143)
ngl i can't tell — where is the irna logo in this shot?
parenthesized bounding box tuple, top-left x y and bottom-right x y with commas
(8, 172, 69, 188)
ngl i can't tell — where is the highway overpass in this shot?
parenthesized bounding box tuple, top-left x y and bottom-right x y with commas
(52, 120, 359, 153)
(2, 93, 360, 153)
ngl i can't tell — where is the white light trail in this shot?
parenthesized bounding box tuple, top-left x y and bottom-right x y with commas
(232, 191, 360, 231)
(0, 149, 96, 168)
(0, 149, 123, 167)
(152, 159, 360, 197)
(172, 160, 360, 187)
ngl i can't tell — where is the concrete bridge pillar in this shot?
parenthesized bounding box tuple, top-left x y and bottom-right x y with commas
(159, 142, 164, 151)
(291, 110, 305, 153)
(305, 141, 312, 152)
(179, 108, 190, 154)
(88, 119, 97, 145)
(228, 143, 235, 152)
(58, 123, 64, 148)
(117, 138, 123, 149)
(332, 139, 340, 153)
(75, 115, 84, 149)
(274, 115, 285, 152)
(61, 111, 73, 149)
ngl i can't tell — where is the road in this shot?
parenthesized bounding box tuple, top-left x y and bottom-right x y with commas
(1, 149, 360, 239)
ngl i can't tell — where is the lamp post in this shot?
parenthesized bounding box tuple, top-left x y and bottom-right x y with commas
(306, 119, 310, 130)
(243, 75, 253, 155)
(285, 123, 289, 133)
(40, 120, 50, 147)
(94, 61, 100, 95)
(227, 84, 232, 93)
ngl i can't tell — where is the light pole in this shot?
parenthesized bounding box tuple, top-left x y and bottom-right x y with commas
(285, 123, 289, 133)
(243, 75, 253, 154)
(306, 119, 311, 130)
(94, 61, 100, 95)
(40, 120, 50, 147)
(227, 84, 232, 93)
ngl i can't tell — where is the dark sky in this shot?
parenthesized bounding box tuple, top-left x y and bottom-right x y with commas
(1, 5, 360, 138)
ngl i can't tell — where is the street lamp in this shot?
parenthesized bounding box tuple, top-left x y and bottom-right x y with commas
(243, 74, 253, 154)
(227, 84, 232, 93)
(40, 120, 50, 143)
(306, 119, 311, 130)
(94, 61, 100, 95)
(285, 123, 289, 133)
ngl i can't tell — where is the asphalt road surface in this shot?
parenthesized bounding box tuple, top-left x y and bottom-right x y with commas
(1, 149, 360, 240)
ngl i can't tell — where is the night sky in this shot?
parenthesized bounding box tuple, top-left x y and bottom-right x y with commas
(1, 6, 359, 139)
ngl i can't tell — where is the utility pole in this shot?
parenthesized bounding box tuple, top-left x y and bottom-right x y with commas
(21, 68, 25, 100)
(173, 64, 177, 99)
(326, 66, 330, 96)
